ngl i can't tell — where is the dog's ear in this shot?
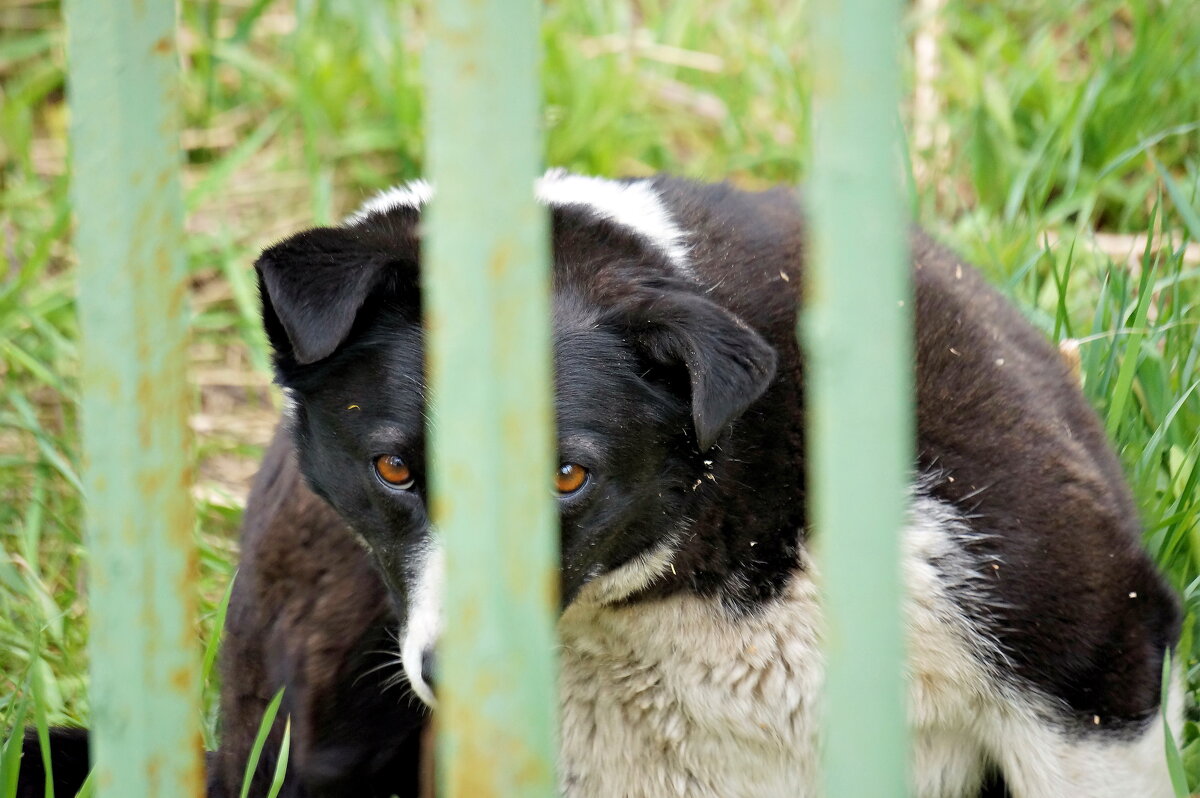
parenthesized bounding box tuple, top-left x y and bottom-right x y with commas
(256, 225, 418, 367)
(632, 287, 777, 451)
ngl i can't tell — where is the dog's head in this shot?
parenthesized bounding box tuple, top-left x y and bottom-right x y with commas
(256, 175, 777, 705)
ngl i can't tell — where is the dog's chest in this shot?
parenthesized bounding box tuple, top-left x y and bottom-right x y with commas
(557, 574, 823, 798)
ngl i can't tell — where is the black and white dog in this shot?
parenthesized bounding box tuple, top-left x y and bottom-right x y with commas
(234, 171, 1180, 797)
(20, 173, 1179, 797)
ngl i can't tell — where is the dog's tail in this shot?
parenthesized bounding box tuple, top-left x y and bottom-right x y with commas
(14, 728, 225, 798)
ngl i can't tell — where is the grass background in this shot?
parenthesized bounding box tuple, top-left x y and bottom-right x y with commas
(1, 0, 1199, 792)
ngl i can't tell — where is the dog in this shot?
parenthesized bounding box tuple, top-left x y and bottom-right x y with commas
(240, 172, 1180, 797)
(17, 173, 1181, 797)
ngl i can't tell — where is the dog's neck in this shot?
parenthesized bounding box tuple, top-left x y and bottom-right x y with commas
(557, 569, 823, 798)
(633, 375, 808, 611)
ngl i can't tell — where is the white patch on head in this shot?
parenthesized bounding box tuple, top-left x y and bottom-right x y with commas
(535, 169, 693, 278)
(344, 179, 434, 224)
(400, 539, 442, 708)
(342, 171, 693, 278)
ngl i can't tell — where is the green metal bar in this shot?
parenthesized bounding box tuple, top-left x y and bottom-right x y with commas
(804, 0, 912, 794)
(422, 0, 558, 796)
(65, 2, 202, 796)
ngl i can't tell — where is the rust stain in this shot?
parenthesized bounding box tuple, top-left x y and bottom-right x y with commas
(500, 413, 524, 452)
(424, 309, 441, 336)
(489, 239, 515, 281)
(146, 752, 161, 788)
(544, 565, 559, 609)
(139, 467, 164, 497)
(179, 584, 199, 653)
(154, 167, 173, 195)
(430, 492, 450, 527)
(457, 597, 481, 637)
(153, 36, 171, 55)
(169, 665, 192, 693)
(136, 371, 154, 408)
(188, 728, 207, 792)
(140, 579, 160, 630)
(443, 687, 555, 794)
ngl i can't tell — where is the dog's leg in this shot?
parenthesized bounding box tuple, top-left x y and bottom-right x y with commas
(906, 495, 1008, 798)
(903, 493, 1177, 798)
(910, 725, 992, 798)
(984, 694, 1177, 798)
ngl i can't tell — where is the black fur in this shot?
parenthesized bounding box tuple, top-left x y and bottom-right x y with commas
(15, 728, 89, 798)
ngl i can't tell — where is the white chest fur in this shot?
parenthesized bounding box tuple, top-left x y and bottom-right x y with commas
(557, 574, 824, 798)
(399, 496, 1173, 797)
(550, 495, 1176, 798)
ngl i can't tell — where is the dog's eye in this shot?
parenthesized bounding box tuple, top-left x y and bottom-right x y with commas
(374, 455, 415, 490)
(555, 463, 589, 495)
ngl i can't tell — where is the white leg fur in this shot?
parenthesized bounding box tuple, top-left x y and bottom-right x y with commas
(988, 707, 1175, 798)
(905, 495, 1177, 798)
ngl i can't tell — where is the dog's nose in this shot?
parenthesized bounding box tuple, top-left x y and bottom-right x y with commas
(421, 649, 436, 691)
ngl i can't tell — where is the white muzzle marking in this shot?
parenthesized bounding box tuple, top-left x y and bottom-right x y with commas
(400, 540, 443, 708)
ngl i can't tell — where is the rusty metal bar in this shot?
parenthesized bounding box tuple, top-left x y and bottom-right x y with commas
(804, 0, 913, 793)
(64, 1, 203, 795)
(421, 0, 559, 795)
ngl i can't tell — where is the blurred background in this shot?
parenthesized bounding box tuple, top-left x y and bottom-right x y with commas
(1, 0, 1199, 784)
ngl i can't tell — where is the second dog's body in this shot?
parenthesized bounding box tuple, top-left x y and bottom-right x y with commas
(218, 173, 1179, 797)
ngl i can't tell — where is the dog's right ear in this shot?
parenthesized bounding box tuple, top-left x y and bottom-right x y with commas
(256, 225, 419, 367)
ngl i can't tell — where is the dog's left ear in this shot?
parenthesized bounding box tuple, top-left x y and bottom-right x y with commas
(632, 288, 777, 451)
(256, 224, 419, 368)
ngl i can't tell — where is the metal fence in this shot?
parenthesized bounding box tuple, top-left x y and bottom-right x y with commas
(64, 0, 909, 795)
(66, 1, 204, 795)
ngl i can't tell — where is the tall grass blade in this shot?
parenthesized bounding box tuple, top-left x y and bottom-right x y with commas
(264, 718, 291, 798)
(0, 698, 29, 798)
(239, 687, 284, 798)
(1155, 160, 1200, 243)
(1163, 650, 1189, 797)
(1105, 207, 1160, 439)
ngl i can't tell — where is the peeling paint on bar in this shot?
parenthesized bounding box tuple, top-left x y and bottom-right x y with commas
(422, 0, 559, 796)
(65, 1, 202, 796)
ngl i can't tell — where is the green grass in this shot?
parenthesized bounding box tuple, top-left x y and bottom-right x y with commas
(1, 0, 1198, 792)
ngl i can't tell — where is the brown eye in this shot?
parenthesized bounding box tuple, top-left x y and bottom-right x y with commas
(374, 455, 415, 489)
(555, 463, 588, 495)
